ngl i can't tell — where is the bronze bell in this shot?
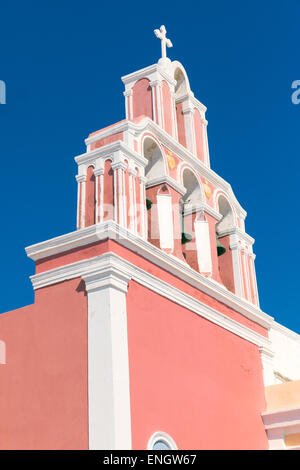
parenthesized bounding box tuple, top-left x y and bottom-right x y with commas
(216, 237, 226, 256)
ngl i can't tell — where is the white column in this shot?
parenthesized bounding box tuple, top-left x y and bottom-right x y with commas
(139, 175, 147, 239)
(128, 168, 137, 233)
(230, 234, 244, 298)
(182, 101, 196, 155)
(123, 89, 133, 120)
(250, 253, 260, 307)
(171, 91, 178, 140)
(83, 266, 132, 450)
(150, 80, 162, 126)
(94, 168, 104, 224)
(241, 248, 252, 302)
(75, 174, 86, 230)
(113, 167, 118, 223)
(112, 162, 127, 227)
(202, 118, 211, 167)
(122, 167, 127, 229)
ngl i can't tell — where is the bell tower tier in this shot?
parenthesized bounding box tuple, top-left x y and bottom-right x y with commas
(75, 33, 260, 307)
(121, 58, 210, 167)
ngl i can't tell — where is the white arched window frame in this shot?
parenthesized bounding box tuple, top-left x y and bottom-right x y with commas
(147, 431, 178, 450)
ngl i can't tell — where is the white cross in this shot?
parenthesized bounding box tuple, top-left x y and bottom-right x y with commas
(154, 25, 173, 59)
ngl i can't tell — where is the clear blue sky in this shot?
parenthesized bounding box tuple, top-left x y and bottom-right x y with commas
(0, 1, 299, 332)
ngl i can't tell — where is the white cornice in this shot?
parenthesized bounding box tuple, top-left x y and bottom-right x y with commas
(75, 140, 148, 169)
(271, 321, 300, 341)
(85, 121, 131, 146)
(121, 62, 176, 88)
(183, 203, 222, 221)
(146, 175, 186, 195)
(25, 221, 273, 329)
(217, 226, 255, 245)
(29, 250, 272, 352)
(84, 118, 247, 219)
(175, 92, 207, 114)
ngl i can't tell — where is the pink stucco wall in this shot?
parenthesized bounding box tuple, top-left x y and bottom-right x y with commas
(126, 280, 268, 450)
(0, 278, 89, 449)
(132, 79, 153, 120)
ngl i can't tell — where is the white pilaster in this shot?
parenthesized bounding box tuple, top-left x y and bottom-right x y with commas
(250, 254, 260, 307)
(182, 101, 196, 155)
(128, 168, 137, 233)
(123, 89, 133, 120)
(139, 175, 147, 239)
(241, 248, 252, 302)
(150, 80, 163, 127)
(94, 168, 104, 224)
(202, 118, 211, 167)
(76, 174, 86, 230)
(230, 234, 244, 298)
(83, 266, 132, 450)
(260, 346, 275, 386)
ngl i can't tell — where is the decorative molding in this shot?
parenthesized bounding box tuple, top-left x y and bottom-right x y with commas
(271, 321, 300, 342)
(147, 431, 178, 450)
(183, 203, 222, 221)
(146, 175, 186, 195)
(29, 251, 272, 352)
(217, 226, 255, 245)
(93, 168, 104, 177)
(75, 174, 86, 183)
(25, 221, 274, 329)
(75, 140, 148, 170)
(83, 118, 247, 219)
(121, 61, 176, 89)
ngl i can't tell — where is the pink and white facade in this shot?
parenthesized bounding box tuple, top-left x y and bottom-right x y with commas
(0, 29, 299, 450)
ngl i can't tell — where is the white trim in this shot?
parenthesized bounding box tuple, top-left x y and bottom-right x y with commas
(218, 226, 255, 247)
(83, 119, 246, 219)
(28, 251, 272, 353)
(76, 140, 148, 170)
(147, 431, 178, 450)
(84, 266, 132, 450)
(183, 203, 222, 221)
(271, 321, 300, 341)
(146, 175, 186, 196)
(260, 346, 275, 386)
(25, 221, 274, 329)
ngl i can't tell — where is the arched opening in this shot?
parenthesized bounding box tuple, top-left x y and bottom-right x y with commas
(216, 195, 235, 293)
(174, 67, 189, 147)
(143, 138, 166, 248)
(182, 168, 202, 207)
(181, 168, 202, 270)
(143, 137, 165, 180)
(174, 68, 188, 99)
(217, 195, 235, 232)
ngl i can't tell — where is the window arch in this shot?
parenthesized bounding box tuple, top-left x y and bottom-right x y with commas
(215, 194, 236, 293)
(147, 431, 178, 450)
(181, 167, 202, 207)
(143, 137, 166, 180)
(216, 194, 235, 233)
